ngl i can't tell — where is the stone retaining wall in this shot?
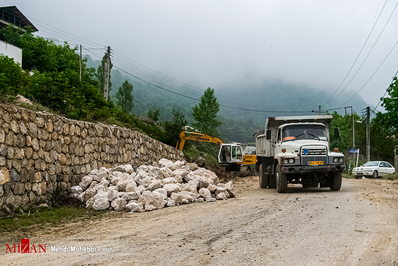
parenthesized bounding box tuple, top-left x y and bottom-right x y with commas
(0, 103, 184, 211)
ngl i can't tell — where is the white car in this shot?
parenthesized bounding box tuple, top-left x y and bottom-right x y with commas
(352, 161, 395, 179)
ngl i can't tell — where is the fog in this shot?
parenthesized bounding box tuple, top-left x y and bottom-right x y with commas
(4, 0, 398, 112)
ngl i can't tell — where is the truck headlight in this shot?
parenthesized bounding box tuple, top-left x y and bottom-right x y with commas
(333, 157, 338, 163)
(289, 158, 294, 164)
(339, 158, 344, 163)
(283, 159, 288, 164)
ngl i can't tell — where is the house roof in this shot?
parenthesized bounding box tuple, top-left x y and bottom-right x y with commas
(0, 6, 38, 32)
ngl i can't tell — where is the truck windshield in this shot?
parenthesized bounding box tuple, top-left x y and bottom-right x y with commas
(282, 125, 327, 142)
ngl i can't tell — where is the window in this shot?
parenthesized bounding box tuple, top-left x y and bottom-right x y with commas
(282, 125, 327, 142)
(232, 146, 242, 160)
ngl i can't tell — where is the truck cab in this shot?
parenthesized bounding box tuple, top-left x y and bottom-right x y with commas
(256, 115, 345, 192)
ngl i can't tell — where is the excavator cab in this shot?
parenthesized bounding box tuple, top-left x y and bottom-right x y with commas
(218, 143, 244, 171)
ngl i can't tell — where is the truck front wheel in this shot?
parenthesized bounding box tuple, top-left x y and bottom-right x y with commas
(276, 164, 288, 193)
(330, 172, 342, 191)
(259, 165, 269, 188)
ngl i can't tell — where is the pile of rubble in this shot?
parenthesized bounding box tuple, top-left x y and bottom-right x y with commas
(70, 158, 235, 212)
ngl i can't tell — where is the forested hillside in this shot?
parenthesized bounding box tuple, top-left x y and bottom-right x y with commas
(85, 54, 369, 143)
(1, 23, 397, 163)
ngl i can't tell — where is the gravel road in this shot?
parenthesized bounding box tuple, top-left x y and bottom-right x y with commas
(3, 177, 398, 266)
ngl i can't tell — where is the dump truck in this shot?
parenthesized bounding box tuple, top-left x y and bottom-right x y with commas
(255, 115, 345, 193)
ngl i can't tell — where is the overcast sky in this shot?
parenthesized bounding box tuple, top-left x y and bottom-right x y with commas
(4, 0, 398, 111)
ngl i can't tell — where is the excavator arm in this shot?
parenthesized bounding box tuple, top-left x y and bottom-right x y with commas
(176, 131, 223, 150)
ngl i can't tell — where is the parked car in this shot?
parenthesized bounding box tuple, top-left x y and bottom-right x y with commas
(352, 161, 395, 179)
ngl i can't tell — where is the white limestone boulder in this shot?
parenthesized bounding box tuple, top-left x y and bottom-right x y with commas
(138, 191, 165, 210)
(199, 188, 212, 201)
(70, 186, 83, 196)
(163, 183, 181, 197)
(79, 175, 93, 190)
(153, 188, 167, 200)
(158, 158, 174, 169)
(111, 197, 127, 211)
(92, 191, 110, 210)
(122, 192, 140, 201)
(158, 167, 174, 179)
(147, 180, 162, 191)
(125, 164, 135, 174)
(126, 202, 142, 212)
(125, 180, 138, 192)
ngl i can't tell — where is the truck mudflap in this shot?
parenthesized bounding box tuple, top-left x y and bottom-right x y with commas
(281, 165, 345, 174)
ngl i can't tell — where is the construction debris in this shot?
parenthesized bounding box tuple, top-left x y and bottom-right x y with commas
(70, 158, 235, 212)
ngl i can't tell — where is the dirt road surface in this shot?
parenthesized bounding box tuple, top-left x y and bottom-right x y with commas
(2, 177, 398, 265)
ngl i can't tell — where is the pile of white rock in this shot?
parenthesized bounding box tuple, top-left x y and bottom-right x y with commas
(69, 158, 235, 212)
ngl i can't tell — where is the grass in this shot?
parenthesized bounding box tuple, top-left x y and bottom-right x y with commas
(342, 173, 353, 179)
(382, 173, 398, 180)
(0, 206, 106, 233)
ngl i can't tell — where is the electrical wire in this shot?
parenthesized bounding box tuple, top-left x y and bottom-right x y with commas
(324, 0, 398, 107)
(113, 65, 315, 114)
(3, 13, 336, 114)
(338, 38, 398, 108)
(322, 0, 389, 106)
(372, 70, 398, 112)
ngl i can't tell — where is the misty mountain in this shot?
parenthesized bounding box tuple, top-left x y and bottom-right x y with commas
(84, 54, 370, 143)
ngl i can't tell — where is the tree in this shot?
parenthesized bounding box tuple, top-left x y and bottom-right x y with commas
(148, 109, 160, 122)
(115, 80, 134, 114)
(163, 109, 187, 146)
(96, 52, 112, 97)
(192, 87, 221, 136)
(381, 76, 398, 131)
(0, 54, 23, 95)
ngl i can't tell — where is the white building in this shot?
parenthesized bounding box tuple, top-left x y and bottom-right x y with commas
(0, 6, 38, 67)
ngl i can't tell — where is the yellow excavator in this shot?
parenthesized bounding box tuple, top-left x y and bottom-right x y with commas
(176, 131, 256, 175)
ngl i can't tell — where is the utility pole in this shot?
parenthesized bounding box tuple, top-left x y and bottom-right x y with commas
(319, 106, 321, 115)
(345, 106, 355, 159)
(103, 46, 111, 100)
(79, 45, 82, 81)
(366, 106, 370, 162)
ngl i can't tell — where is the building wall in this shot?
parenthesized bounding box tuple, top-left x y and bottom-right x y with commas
(0, 103, 184, 211)
(0, 40, 22, 66)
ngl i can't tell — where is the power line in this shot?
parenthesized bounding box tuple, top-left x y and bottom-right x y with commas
(322, 0, 389, 106)
(324, 0, 398, 106)
(28, 17, 105, 48)
(338, 37, 398, 108)
(19, 15, 341, 114)
(113, 65, 315, 114)
(372, 71, 398, 112)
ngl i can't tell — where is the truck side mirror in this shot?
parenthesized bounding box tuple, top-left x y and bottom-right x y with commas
(266, 130, 272, 140)
(334, 127, 340, 139)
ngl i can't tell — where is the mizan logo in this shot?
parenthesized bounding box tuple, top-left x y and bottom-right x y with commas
(6, 239, 47, 253)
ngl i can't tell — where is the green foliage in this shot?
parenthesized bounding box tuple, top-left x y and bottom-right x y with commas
(162, 109, 187, 146)
(381, 76, 398, 131)
(0, 23, 25, 48)
(0, 54, 23, 95)
(329, 111, 396, 163)
(219, 117, 258, 143)
(115, 80, 134, 114)
(96, 52, 112, 96)
(148, 109, 160, 122)
(0, 206, 106, 233)
(183, 145, 219, 166)
(192, 87, 221, 136)
(369, 112, 395, 162)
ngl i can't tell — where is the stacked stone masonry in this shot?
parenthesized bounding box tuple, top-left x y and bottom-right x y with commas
(0, 103, 184, 211)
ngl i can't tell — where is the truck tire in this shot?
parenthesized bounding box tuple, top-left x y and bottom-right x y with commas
(259, 165, 268, 189)
(276, 164, 287, 193)
(330, 172, 342, 191)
